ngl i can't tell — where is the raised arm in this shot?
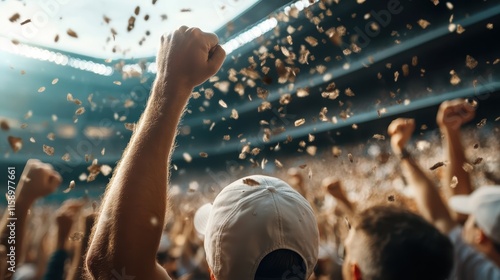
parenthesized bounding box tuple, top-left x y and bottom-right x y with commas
(388, 118, 456, 234)
(0, 159, 61, 280)
(85, 26, 225, 280)
(436, 99, 475, 196)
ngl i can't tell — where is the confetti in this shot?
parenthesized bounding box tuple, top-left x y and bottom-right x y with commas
(100, 165, 113, 176)
(218, 99, 228, 108)
(124, 123, 136, 131)
(275, 159, 283, 168)
(372, 134, 385, 140)
(199, 152, 208, 158)
(75, 107, 86, 115)
(430, 162, 445, 170)
(345, 88, 355, 97)
(305, 36, 318, 47)
(462, 163, 474, 173)
(113, 81, 122, 85)
(449, 176, 459, 188)
(294, 118, 306, 127)
(297, 88, 309, 97)
(417, 19, 431, 29)
(43, 145, 55, 156)
(243, 178, 260, 186)
(456, 24, 465, 34)
(486, 23, 494, 30)
(38, 86, 46, 93)
(476, 118, 487, 128)
(348, 153, 354, 163)
(62, 153, 70, 161)
(183, 152, 192, 163)
(63, 180, 75, 193)
(0, 120, 9, 131)
(9, 13, 20, 22)
(306, 146, 317, 156)
(8, 136, 22, 152)
(20, 19, 31, 25)
(466, 55, 478, 69)
(47, 133, 55, 141)
(29, 137, 36, 143)
(67, 29, 78, 38)
(230, 109, 239, 120)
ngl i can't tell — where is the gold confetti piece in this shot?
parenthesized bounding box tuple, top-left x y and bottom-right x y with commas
(51, 78, 59, 85)
(67, 93, 74, 101)
(69, 232, 84, 242)
(47, 133, 55, 141)
(63, 180, 75, 193)
(180, 8, 192, 12)
(476, 118, 487, 128)
(29, 137, 35, 143)
(332, 146, 342, 157)
(430, 162, 445, 170)
(446, 2, 454, 10)
(75, 107, 86, 115)
(297, 88, 309, 97)
(373, 134, 385, 140)
(230, 109, 239, 120)
(100, 165, 113, 176)
(113, 81, 122, 85)
(20, 123, 28, 129)
(306, 146, 317, 156)
(24, 110, 32, 119)
(0, 120, 9, 131)
(218, 99, 228, 108)
(124, 123, 135, 131)
(450, 73, 461, 85)
(473, 157, 483, 165)
(183, 152, 192, 163)
(52, 114, 58, 122)
(62, 153, 70, 161)
(243, 178, 260, 186)
(199, 152, 208, 158)
(486, 23, 493, 30)
(450, 176, 458, 188)
(124, 99, 134, 108)
(257, 87, 269, 100)
(8, 136, 22, 152)
(9, 13, 20, 22)
(43, 145, 55, 156)
(417, 19, 431, 29)
(204, 88, 214, 100)
(495, 116, 500, 122)
(67, 29, 78, 38)
(456, 24, 465, 34)
(134, 6, 140, 15)
(348, 153, 354, 163)
(294, 118, 306, 127)
(223, 135, 230, 141)
(54, 34, 59, 42)
(305, 36, 318, 47)
(20, 19, 31, 25)
(38, 86, 46, 93)
(281, 46, 290, 57)
(101, 148, 106, 156)
(345, 88, 355, 97)
(466, 55, 478, 69)
(275, 159, 283, 168)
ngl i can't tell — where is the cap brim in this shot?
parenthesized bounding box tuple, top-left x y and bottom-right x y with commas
(448, 195, 473, 214)
(194, 203, 212, 235)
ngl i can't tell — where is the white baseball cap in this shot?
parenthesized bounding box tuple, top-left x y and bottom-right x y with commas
(449, 185, 500, 243)
(194, 175, 319, 280)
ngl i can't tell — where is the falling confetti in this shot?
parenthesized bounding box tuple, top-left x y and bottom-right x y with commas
(43, 145, 55, 156)
(63, 180, 75, 193)
(8, 136, 22, 152)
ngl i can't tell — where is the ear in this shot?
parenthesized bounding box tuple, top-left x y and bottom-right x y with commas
(350, 263, 362, 280)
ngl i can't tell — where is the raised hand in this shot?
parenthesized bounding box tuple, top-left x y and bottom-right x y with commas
(17, 159, 61, 203)
(155, 26, 226, 97)
(388, 118, 416, 155)
(55, 200, 85, 249)
(436, 99, 476, 131)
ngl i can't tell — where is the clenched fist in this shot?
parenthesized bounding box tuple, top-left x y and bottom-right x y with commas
(388, 118, 415, 155)
(436, 99, 475, 131)
(17, 159, 61, 203)
(155, 26, 226, 96)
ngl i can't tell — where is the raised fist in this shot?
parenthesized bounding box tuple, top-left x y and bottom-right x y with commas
(155, 26, 226, 94)
(17, 159, 61, 203)
(436, 99, 476, 131)
(388, 118, 415, 154)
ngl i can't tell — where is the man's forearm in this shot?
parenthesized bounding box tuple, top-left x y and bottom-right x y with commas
(400, 155, 456, 234)
(86, 81, 191, 277)
(441, 128, 473, 197)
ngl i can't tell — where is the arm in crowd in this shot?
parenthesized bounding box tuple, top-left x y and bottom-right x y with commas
(43, 200, 84, 280)
(388, 118, 456, 234)
(0, 159, 61, 280)
(66, 211, 95, 280)
(436, 99, 476, 219)
(85, 26, 225, 280)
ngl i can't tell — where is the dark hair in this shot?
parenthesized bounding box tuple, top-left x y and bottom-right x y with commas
(354, 206, 454, 280)
(255, 249, 306, 280)
(493, 241, 500, 255)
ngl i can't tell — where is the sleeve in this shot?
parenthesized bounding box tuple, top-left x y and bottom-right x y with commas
(42, 249, 69, 280)
(448, 226, 500, 280)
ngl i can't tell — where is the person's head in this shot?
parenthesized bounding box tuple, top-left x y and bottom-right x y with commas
(194, 175, 319, 280)
(342, 205, 453, 280)
(449, 186, 500, 256)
